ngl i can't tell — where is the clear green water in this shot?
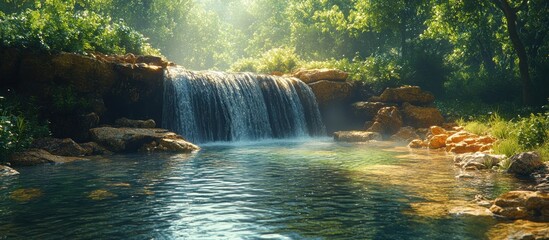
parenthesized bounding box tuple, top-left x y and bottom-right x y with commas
(0, 139, 525, 239)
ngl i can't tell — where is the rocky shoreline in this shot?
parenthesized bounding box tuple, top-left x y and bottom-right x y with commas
(1, 118, 198, 171)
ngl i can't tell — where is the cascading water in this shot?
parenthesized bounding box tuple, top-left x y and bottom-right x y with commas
(162, 66, 326, 143)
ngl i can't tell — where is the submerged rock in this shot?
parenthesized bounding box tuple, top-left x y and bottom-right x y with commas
(293, 68, 348, 84)
(489, 191, 549, 221)
(369, 86, 435, 105)
(9, 149, 88, 167)
(333, 131, 382, 142)
(488, 220, 549, 240)
(507, 152, 545, 176)
(10, 188, 43, 202)
(0, 165, 19, 176)
(88, 189, 117, 200)
(401, 103, 445, 128)
(90, 127, 199, 153)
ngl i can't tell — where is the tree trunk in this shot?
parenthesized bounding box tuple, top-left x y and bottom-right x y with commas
(498, 0, 535, 105)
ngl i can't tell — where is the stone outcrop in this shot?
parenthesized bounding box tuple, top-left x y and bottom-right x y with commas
(333, 131, 382, 142)
(80, 142, 113, 156)
(488, 220, 549, 240)
(0, 48, 170, 140)
(114, 118, 156, 128)
(8, 149, 88, 167)
(489, 191, 549, 221)
(89, 127, 199, 153)
(454, 152, 506, 170)
(31, 138, 88, 157)
(308, 80, 353, 106)
(293, 68, 348, 84)
(351, 102, 391, 124)
(369, 86, 435, 105)
(350, 86, 444, 132)
(507, 152, 545, 176)
(390, 126, 420, 142)
(401, 102, 445, 128)
(367, 106, 403, 136)
(1, 165, 19, 176)
(408, 126, 496, 154)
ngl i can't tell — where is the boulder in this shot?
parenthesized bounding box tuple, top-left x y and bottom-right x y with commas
(80, 142, 113, 156)
(401, 103, 444, 128)
(367, 106, 403, 136)
(454, 152, 506, 170)
(446, 131, 478, 144)
(157, 138, 200, 152)
(8, 149, 88, 167)
(114, 118, 156, 128)
(0, 165, 19, 176)
(31, 138, 88, 157)
(293, 68, 348, 84)
(447, 142, 486, 154)
(488, 220, 549, 240)
(334, 131, 382, 142)
(507, 152, 545, 176)
(89, 127, 199, 153)
(489, 191, 549, 221)
(430, 126, 447, 136)
(390, 126, 420, 142)
(408, 139, 425, 148)
(369, 86, 435, 105)
(351, 102, 391, 122)
(428, 134, 448, 149)
(308, 80, 353, 106)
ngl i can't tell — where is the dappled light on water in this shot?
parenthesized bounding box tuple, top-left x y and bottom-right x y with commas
(0, 140, 530, 239)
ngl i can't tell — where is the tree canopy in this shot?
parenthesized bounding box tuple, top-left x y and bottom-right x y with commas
(1, 0, 548, 104)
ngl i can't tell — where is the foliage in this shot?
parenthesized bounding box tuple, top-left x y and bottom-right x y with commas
(1, 0, 548, 104)
(0, 94, 50, 161)
(436, 100, 538, 122)
(515, 113, 549, 149)
(456, 110, 549, 161)
(461, 121, 491, 136)
(0, 1, 158, 55)
(50, 87, 92, 115)
(300, 54, 403, 93)
(230, 47, 300, 73)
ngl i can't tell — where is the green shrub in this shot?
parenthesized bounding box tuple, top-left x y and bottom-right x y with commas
(463, 121, 490, 135)
(230, 58, 259, 73)
(230, 47, 301, 74)
(257, 47, 300, 73)
(51, 87, 91, 115)
(298, 54, 403, 93)
(493, 137, 523, 158)
(0, 3, 159, 55)
(0, 95, 50, 161)
(515, 113, 549, 149)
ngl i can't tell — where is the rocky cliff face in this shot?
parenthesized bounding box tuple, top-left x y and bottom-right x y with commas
(0, 48, 169, 141)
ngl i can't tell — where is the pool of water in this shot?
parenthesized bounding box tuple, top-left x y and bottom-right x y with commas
(0, 139, 526, 239)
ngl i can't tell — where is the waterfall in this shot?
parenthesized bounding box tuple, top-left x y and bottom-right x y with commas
(162, 66, 326, 143)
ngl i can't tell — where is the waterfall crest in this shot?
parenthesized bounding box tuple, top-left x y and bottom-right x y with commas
(162, 67, 325, 143)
